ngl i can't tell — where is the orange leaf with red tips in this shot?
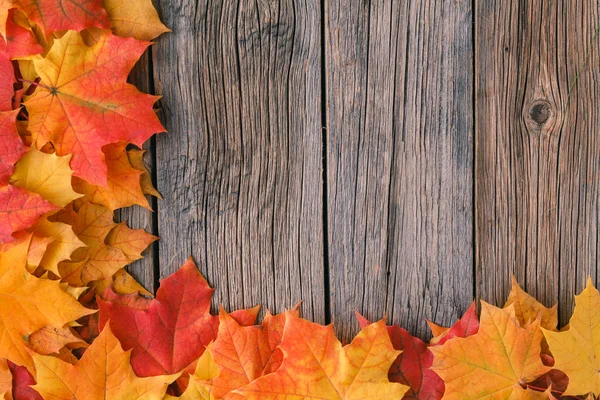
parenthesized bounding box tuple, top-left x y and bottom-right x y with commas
(26, 30, 165, 185)
(98, 258, 260, 379)
(9, 0, 109, 36)
(234, 314, 409, 399)
(0, 185, 56, 243)
(72, 142, 152, 210)
(1, 10, 43, 58)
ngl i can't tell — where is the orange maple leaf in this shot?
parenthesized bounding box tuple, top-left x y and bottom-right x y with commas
(194, 307, 298, 398)
(505, 277, 558, 331)
(26, 30, 165, 185)
(0, 185, 56, 243)
(0, 237, 93, 372)
(103, 0, 169, 40)
(234, 314, 409, 399)
(32, 323, 177, 400)
(430, 302, 550, 399)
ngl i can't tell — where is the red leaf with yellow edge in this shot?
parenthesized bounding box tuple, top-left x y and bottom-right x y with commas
(195, 307, 299, 398)
(0, 110, 24, 182)
(72, 142, 152, 210)
(234, 314, 409, 399)
(98, 258, 260, 378)
(357, 313, 443, 400)
(0, 185, 56, 244)
(505, 276, 558, 330)
(0, 237, 93, 372)
(10, 146, 82, 207)
(542, 278, 600, 396)
(430, 302, 550, 399)
(9, 0, 109, 36)
(427, 302, 479, 346)
(26, 31, 165, 185)
(1, 10, 43, 58)
(32, 323, 177, 400)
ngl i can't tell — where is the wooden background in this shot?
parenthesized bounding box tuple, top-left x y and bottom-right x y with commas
(120, 0, 600, 340)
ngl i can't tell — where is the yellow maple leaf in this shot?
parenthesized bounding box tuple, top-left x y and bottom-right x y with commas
(0, 237, 93, 372)
(10, 146, 82, 207)
(127, 148, 161, 198)
(430, 302, 550, 399)
(103, 0, 170, 41)
(234, 314, 409, 399)
(166, 351, 216, 400)
(505, 276, 558, 330)
(543, 278, 600, 396)
(32, 323, 177, 399)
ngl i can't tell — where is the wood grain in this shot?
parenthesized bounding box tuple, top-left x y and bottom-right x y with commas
(475, 0, 600, 323)
(325, 0, 474, 339)
(116, 51, 157, 293)
(152, 0, 326, 322)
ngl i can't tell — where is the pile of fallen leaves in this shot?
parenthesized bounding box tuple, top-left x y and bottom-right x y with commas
(0, 1, 599, 399)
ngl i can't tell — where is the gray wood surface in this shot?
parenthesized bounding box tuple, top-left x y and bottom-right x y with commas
(475, 0, 600, 324)
(117, 52, 157, 293)
(325, 0, 474, 339)
(152, 0, 326, 323)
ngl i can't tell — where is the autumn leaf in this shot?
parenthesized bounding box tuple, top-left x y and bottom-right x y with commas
(543, 278, 600, 396)
(8, 361, 42, 400)
(234, 314, 409, 399)
(0, 237, 93, 372)
(357, 313, 444, 400)
(0, 359, 10, 400)
(430, 302, 550, 399)
(103, 0, 169, 40)
(193, 307, 297, 398)
(1, 10, 43, 58)
(8, 0, 110, 36)
(105, 221, 157, 263)
(169, 351, 217, 400)
(10, 146, 82, 207)
(32, 323, 177, 400)
(26, 30, 165, 185)
(0, 53, 13, 110)
(127, 148, 161, 198)
(72, 142, 152, 210)
(98, 258, 260, 378)
(428, 302, 479, 346)
(0, 110, 24, 182)
(505, 277, 558, 330)
(0, 185, 57, 243)
(28, 325, 87, 355)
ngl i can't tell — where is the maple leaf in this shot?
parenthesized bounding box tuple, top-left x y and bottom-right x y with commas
(427, 302, 479, 346)
(0, 185, 56, 243)
(0, 110, 24, 182)
(10, 146, 82, 207)
(72, 142, 152, 210)
(1, 10, 43, 58)
(8, 361, 42, 400)
(542, 278, 600, 396)
(26, 30, 165, 185)
(234, 314, 409, 399)
(98, 258, 260, 378)
(357, 313, 444, 400)
(194, 307, 298, 398)
(105, 221, 157, 263)
(0, 53, 13, 110)
(0, 237, 93, 372)
(0, 359, 10, 400)
(168, 351, 217, 400)
(28, 325, 87, 355)
(32, 323, 177, 399)
(103, 0, 170, 40)
(430, 302, 550, 399)
(27, 215, 86, 276)
(127, 148, 161, 198)
(505, 277, 558, 330)
(9, 0, 110, 36)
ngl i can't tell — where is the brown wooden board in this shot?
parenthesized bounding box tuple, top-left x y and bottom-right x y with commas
(325, 0, 474, 339)
(475, 0, 600, 324)
(152, 1, 326, 323)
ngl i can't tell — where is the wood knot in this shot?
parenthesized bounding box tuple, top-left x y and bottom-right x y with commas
(529, 101, 551, 125)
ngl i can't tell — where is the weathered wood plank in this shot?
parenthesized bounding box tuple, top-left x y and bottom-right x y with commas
(116, 52, 157, 293)
(325, 0, 474, 339)
(475, 0, 600, 323)
(153, 0, 326, 322)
